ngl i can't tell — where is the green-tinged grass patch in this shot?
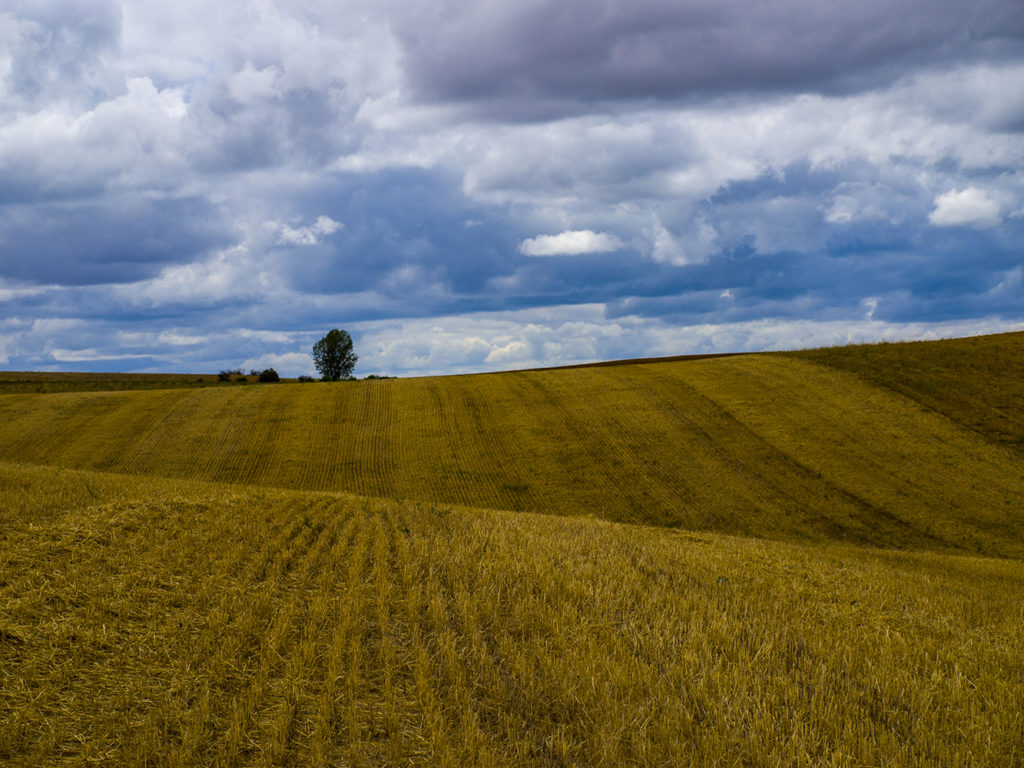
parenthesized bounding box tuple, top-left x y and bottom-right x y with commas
(789, 330, 1024, 451)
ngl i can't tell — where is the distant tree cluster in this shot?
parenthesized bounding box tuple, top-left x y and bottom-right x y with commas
(213, 329, 361, 385)
(217, 367, 279, 383)
(217, 368, 242, 382)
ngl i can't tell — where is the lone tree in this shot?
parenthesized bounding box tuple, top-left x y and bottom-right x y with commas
(312, 329, 357, 381)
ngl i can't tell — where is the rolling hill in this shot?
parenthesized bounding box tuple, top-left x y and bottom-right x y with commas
(1, 340, 1022, 554)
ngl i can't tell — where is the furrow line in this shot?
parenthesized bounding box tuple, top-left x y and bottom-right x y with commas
(431, 378, 480, 509)
(241, 498, 350, 766)
(361, 382, 395, 499)
(126, 392, 202, 474)
(453, 378, 534, 512)
(513, 372, 633, 520)
(334, 505, 380, 767)
(207, 497, 338, 766)
(407, 518, 507, 765)
(377, 381, 398, 499)
(232, 390, 276, 486)
(300, 388, 339, 493)
(303, 506, 364, 765)
(169, 497, 321, 765)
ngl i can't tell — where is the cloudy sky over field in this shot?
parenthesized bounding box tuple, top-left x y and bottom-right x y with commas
(1, 0, 1023, 376)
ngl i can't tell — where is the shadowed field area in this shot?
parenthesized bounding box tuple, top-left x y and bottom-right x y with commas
(789, 330, 1024, 452)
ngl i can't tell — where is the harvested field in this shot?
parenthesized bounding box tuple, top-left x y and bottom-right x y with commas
(2, 464, 1022, 767)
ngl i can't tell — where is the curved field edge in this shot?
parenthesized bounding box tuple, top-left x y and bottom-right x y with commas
(787, 330, 1024, 451)
(1, 462, 1022, 767)
(1, 354, 1022, 556)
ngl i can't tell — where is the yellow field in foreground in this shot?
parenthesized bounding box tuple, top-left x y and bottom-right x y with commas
(2, 463, 1022, 767)
(0, 354, 1021, 555)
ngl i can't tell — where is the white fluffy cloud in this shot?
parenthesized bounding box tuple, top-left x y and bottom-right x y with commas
(275, 216, 344, 246)
(929, 187, 1003, 228)
(519, 230, 624, 256)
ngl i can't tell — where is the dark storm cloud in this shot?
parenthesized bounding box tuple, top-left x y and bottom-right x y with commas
(0, 196, 234, 285)
(589, 155, 1024, 328)
(600, 217, 1024, 329)
(395, 0, 1024, 112)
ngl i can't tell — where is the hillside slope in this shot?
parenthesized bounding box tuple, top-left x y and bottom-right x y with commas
(2, 463, 1022, 767)
(790, 330, 1024, 451)
(1, 353, 1021, 555)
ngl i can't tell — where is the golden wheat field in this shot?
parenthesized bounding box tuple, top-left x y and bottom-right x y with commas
(2, 333, 1024, 766)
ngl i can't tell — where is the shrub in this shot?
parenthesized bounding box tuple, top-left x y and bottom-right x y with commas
(258, 368, 280, 383)
(298, 375, 315, 383)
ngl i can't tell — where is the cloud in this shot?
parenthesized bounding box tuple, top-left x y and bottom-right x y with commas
(0, 278, 48, 303)
(240, 350, 313, 376)
(485, 339, 530, 364)
(0, 0, 122, 111)
(929, 187, 1003, 228)
(647, 219, 717, 266)
(0, 196, 235, 285)
(393, 0, 1024, 114)
(0, 1, 1022, 377)
(520, 230, 624, 256)
(347, 304, 1024, 376)
(823, 182, 900, 224)
(275, 215, 344, 246)
(987, 266, 1022, 299)
(50, 348, 152, 363)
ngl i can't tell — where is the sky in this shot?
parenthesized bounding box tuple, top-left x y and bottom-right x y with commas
(1, 0, 1022, 377)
